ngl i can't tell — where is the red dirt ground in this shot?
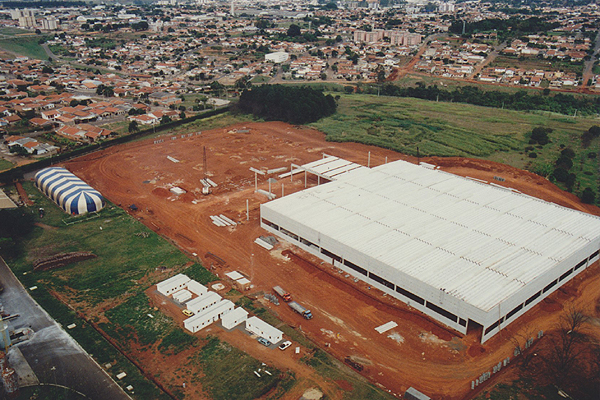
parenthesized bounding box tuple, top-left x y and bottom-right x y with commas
(65, 121, 600, 400)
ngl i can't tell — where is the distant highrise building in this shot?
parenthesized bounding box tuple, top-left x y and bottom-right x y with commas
(41, 17, 58, 30)
(354, 29, 422, 46)
(11, 8, 34, 20)
(438, 1, 455, 13)
(12, 9, 36, 28)
(18, 15, 36, 28)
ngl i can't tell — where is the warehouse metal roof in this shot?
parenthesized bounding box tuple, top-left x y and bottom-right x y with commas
(279, 155, 367, 180)
(263, 159, 600, 312)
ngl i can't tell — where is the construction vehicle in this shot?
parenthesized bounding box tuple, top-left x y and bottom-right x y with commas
(288, 301, 312, 320)
(272, 286, 292, 302)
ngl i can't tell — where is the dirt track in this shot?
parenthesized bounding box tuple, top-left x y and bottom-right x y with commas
(66, 122, 600, 399)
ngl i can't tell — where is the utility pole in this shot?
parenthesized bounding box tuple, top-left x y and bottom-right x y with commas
(203, 146, 208, 179)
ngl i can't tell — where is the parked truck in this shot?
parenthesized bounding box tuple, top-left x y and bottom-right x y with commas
(288, 301, 313, 320)
(273, 286, 292, 302)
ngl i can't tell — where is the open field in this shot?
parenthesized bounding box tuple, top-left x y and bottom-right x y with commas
(490, 55, 583, 75)
(0, 158, 14, 172)
(0, 27, 33, 36)
(0, 35, 48, 60)
(311, 94, 600, 200)
(65, 120, 600, 399)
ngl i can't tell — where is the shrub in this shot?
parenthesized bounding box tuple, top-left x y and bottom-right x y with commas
(530, 127, 551, 145)
(581, 187, 596, 204)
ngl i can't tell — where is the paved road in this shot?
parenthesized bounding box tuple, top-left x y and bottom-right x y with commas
(581, 29, 600, 89)
(0, 257, 131, 400)
(468, 41, 507, 79)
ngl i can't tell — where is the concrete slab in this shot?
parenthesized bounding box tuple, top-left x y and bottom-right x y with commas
(7, 346, 39, 387)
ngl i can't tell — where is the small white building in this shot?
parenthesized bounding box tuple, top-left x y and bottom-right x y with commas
(183, 300, 234, 333)
(225, 271, 244, 281)
(265, 51, 289, 64)
(186, 291, 222, 314)
(221, 307, 249, 330)
(245, 316, 283, 343)
(186, 280, 208, 297)
(172, 289, 192, 303)
(157, 274, 191, 296)
(170, 187, 186, 195)
(236, 278, 251, 291)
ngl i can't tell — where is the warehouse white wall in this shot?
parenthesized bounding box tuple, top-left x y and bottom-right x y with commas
(481, 240, 599, 343)
(261, 213, 600, 343)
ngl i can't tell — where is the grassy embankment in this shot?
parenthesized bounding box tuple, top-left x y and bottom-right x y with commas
(310, 93, 600, 200)
(0, 159, 14, 172)
(0, 33, 48, 60)
(4, 181, 393, 400)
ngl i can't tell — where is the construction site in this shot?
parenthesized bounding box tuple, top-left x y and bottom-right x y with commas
(65, 121, 600, 399)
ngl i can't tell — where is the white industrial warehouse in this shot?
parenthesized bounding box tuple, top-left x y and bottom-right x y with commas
(261, 157, 600, 343)
(35, 167, 105, 215)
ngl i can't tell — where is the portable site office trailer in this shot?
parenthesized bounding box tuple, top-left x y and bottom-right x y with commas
(245, 316, 283, 343)
(186, 291, 222, 314)
(172, 289, 192, 303)
(236, 278, 251, 291)
(183, 300, 234, 333)
(157, 274, 191, 296)
(186, 280, 208, 297)
(221, 307, 249, 330)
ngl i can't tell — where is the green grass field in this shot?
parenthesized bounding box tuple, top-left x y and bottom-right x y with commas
(0, 27, 32, 36)
(187, 336, 283, 400)
(310, 93, 600, 200)
(0, 158, 14, 172)
(490, 55, 583, 75)
(0, 35, 48, 60)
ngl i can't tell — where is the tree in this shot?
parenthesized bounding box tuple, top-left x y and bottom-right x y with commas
(103, 87, 114, 97)
(128, 120, 139, 133)
(581, 187, 596, 204)
(179, 110, 186, 119)
(541, 307, 590, 388)
(287, 24, 301, 37)
(531, 127, 551, 145)
(160, 115, 172, 125)
(376, 65, 386, 83)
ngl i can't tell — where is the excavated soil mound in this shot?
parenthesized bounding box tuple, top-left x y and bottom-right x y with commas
(34, 252, 96, 271)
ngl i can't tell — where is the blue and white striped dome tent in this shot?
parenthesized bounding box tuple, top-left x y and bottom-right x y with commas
(34, 167, 105, 215)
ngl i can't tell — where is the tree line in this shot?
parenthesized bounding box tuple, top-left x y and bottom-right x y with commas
(363, 83, 600, 116)
(237, 85, 337, 125)
(449, 17, 560, 36)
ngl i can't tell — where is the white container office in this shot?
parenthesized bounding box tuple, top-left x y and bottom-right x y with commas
(245, 316, 283, 343)
(186, 292, 222, 314)
(172, 289, 192, 303)
(186, 280, 208, 297)
(221, 307, 249, 330)
(157, 274, 191, 296)
(183, 300, 234, 333)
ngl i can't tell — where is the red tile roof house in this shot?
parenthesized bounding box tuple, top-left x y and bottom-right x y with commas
(57, 125, 86, 140)
(4, 114, 21, 124)
(29, 117, 54, 128)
